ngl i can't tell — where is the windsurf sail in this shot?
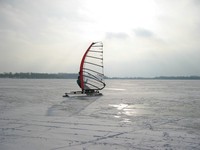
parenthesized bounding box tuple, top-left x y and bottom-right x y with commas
(79, 42, 106, 91)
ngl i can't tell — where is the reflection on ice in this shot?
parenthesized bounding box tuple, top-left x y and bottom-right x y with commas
(109, 103, 152, 121)
(109, 103, 128, 110)
(109, 103, 138, 118)
(109, 103, 135, 123)
(123, 108, 138, 116)
(109, 103, 139, 117)
(114, 115, 121, 118)
(122, 118, 131, 123)
(105, 88, 126, 91)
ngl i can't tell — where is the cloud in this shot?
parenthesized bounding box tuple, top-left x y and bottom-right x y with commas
(133, 28, 154, 38)
(0, 0, 86, 73)
(191, 0, 199, 5)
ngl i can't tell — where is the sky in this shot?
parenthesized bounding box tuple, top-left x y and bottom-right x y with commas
(0, 0, 200, 77)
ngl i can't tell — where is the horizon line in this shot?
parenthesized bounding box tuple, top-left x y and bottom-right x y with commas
(0, 72, 200, 79)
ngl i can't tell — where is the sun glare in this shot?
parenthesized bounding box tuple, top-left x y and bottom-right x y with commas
(82, 0, 157, 34)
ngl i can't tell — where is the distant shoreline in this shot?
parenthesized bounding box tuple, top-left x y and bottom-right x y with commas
(109, 76, 200, 80)
(0, 72, 200, 80)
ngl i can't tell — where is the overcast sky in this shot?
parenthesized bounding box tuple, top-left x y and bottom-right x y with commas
(0, 0, 200, 77)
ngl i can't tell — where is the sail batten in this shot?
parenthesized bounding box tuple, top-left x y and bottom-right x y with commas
(85, 61, 103, 68)
(86, 55, 103, 60)
(92, 45, 103, 47)
(90, 50, 103, 53)
(83, 73, 104, 84)
(83, 68, 104, 76)
(79, 42, 105, 90)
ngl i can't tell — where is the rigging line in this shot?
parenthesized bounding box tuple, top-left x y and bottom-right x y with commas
(86, 55, 103, 60)
(83, 70, 103, 79)
(83, 68, 104, 76)
(92, 45, 103, 47)
(88, 80, 105, 90)
(91, 47, 102, 49)
(85, 82, 100, 90)
(85, 61, 103, 67)
(84, 76, 104, 85)
(84, 75, 106, 90)
(83, 74, 105, 85)
(83, 71, 104, 82)
(86, 81, 105, 90)
(91, 48, 103, 51)
(85, 78, 104, 87)
(91, 48, 102, 51)
(89, 79, 103, 85)
(90, 50, 103, 53)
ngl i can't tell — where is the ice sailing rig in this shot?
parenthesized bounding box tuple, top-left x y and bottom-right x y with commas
(63, 42, 106, 97)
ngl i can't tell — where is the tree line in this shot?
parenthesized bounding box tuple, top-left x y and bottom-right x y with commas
(0, 72, 78, 79)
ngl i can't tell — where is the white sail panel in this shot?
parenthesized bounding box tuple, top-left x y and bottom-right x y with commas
(82, 42, 105, 90)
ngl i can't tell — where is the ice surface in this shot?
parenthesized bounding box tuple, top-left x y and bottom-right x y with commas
(0, 79, 200, 150)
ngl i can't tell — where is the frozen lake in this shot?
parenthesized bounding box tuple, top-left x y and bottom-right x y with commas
(0, 79, 200, 150)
